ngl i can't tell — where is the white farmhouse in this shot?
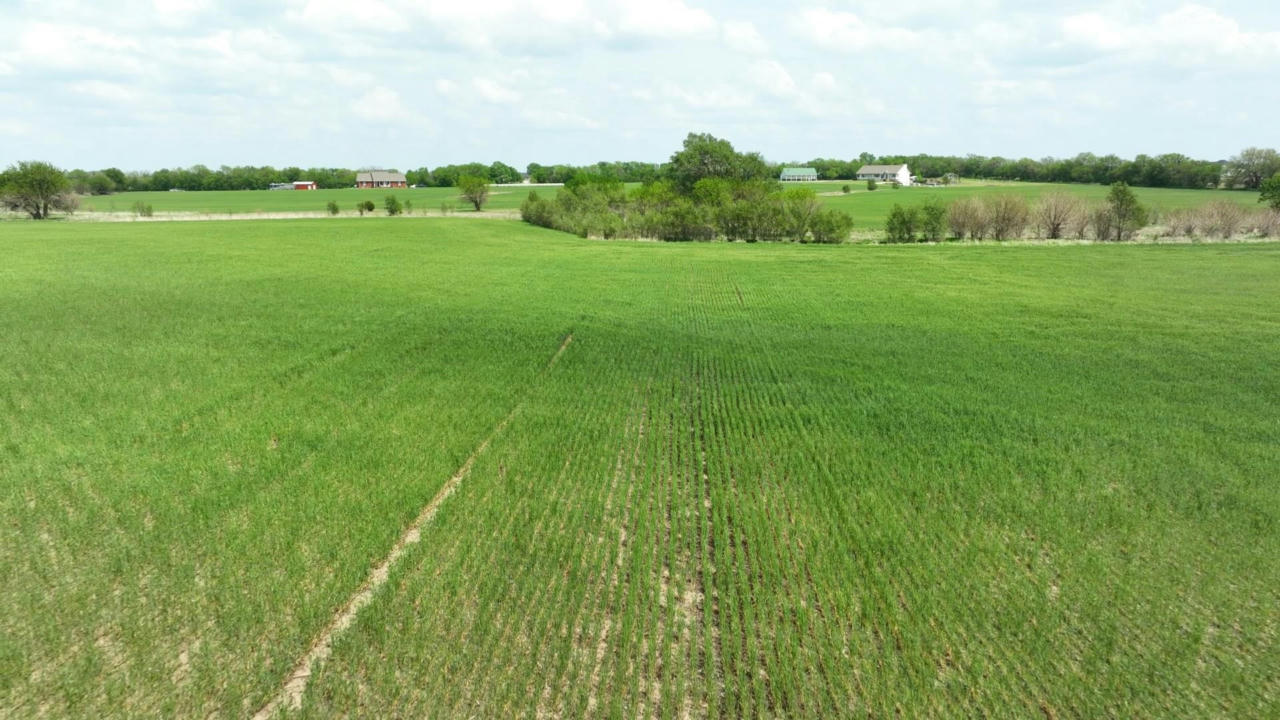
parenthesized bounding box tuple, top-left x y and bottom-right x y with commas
(856, 164, 913, 186)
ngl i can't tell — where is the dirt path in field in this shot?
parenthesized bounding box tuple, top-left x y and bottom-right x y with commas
(251, 333, 574, 720)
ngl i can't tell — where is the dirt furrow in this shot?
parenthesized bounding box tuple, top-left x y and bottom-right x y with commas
(250, 333, 573, 719)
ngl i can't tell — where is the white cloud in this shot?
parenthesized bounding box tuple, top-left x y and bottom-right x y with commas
(661, 83, 754, 110)
(152, 0, 210, 19)
(1060, 4, 1280, 65)
(290, 0, 404, 33)
(328, 67, 374, 88)
(748, 60, 795, 96)
(68, 80, 142, 104)
(976, 79, 1055, 107)
(794, 8, 928, 53)
(16, 23, 143, 72)
(0, 118, 31, 136)
(616, 0, 716, 38)
(723, 20, 767, 53)
(352, 86, 407, 122)
(474, 77, 522, 104)
(520, 108, 601, 130)
(0, 2, 1276, 169)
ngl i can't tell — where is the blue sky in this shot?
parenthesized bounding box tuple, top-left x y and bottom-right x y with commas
(1, 0, 1277, 170)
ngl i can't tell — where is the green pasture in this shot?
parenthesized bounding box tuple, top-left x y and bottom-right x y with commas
(3, 219, 1278, 717)
(808, 181, 1263, 230)
(75, 185, 549, 215)
(75, 181, 1262, 234)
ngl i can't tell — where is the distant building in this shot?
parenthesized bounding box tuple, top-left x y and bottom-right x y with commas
(293, 181, 317, 191)
(268, 183, 291, 191)
(780, 167, 819, 182)
(856, 164, 913, 186)
(356, 171, 408, 189)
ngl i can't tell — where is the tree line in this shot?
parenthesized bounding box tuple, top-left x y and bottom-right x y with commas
(803, 148, 1280, 190)
(38, 145, 1280, 197)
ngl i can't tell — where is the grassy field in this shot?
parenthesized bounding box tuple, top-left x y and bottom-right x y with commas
(809, 181, 1264, 230)
(75, 185, 547, 215)
(4, 219, 1278, 718)
(73, 181, 1263, 233)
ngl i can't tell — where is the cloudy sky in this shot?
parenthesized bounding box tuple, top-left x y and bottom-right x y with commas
(1, 0, 1277, 171)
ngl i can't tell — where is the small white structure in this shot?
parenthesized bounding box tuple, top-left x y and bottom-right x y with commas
(856, 164, 913, 186)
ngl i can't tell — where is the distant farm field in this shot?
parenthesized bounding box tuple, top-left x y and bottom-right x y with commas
(807, 181, 1263, 230)
(75, 185, 550, 215)
(75, 181, 1262, 233)
(4, 219, 1278, 718)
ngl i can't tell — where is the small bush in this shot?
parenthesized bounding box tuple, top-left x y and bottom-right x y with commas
(132, 201, 153, 218)
(919, 201, 947, 242)
(1165, 208, 1198, 238)
(948, 197, 987, 240)
(809, 209, 853, 244)
(1255, 209, 1280, 237)
(1088, 205, 1114, 242)
(841, 184, 851, 194)
(404, 200, 413, 215)
(866, 179, 877, 191)
(884, 204, 919, 243)
(521, 191, 553, 227)
(440, 201, 454, 216)
(1033, 192, 1082, 239)
(1198, 200, 1245, 238)
(357, 200, 375, 216)
(385, 195, 402, 216)
(325, 200, 339, 216)
(984, 194, 1030, 240)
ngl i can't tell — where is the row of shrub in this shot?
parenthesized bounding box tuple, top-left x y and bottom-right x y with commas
(1162, 202, 1280, 239)
(521, 176, 854, 243)
(883, 185, 1280, 243)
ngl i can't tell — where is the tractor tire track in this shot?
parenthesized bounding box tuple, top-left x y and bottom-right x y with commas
(251, 333, 574, 719)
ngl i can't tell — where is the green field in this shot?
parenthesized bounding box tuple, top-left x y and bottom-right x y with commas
(4, 219, 1278, 718)
(75, 185, 546, 215)
(810, 181, 1263, 230)
(74, 182, 1262, 233)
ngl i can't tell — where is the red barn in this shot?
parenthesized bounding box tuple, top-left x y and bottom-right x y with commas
(293, 181, 317, 190)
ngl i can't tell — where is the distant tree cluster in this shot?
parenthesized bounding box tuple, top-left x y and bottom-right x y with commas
(521, 134, 853, 243)
(407, 161, 521, 187)
(526, 161, 661, 185)
(792, 150, 1263, 190)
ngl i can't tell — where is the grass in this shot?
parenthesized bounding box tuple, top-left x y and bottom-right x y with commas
(3, 219, 1278, 717)
(75, 185, 551, 215)
(76, 181, 1263, 234)
(809, 181, 1263, 230)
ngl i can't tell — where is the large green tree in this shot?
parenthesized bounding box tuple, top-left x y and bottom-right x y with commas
(487, 161, 522, 185)
(458, 175, 490, 211)
(2, 161, 74, 219)
(665, 132, 772, 194)
(1225, 147, 1280, 189)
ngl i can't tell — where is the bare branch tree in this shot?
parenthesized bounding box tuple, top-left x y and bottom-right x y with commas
(1034, 192, 1083, 239)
